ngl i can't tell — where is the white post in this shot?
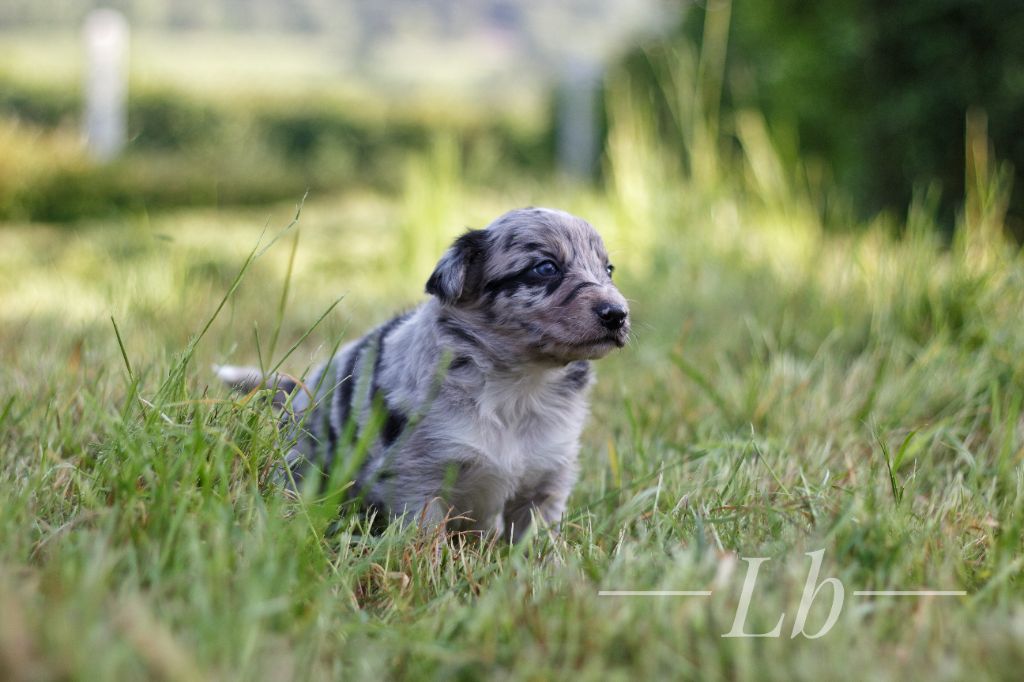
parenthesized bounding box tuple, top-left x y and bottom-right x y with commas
(83, 9, 129, 162)
(557, 56, 603, 178)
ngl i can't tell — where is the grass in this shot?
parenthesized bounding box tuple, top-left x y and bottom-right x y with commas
(2, 56, 1023, 681)
(0, 28, 554, 222)
(0, 28, 547, 118)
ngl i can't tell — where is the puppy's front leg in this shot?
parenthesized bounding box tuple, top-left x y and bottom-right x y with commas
(502, 472, 575, 544)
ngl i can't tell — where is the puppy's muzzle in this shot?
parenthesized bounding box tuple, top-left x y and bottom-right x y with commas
(594, 303, 628, 331)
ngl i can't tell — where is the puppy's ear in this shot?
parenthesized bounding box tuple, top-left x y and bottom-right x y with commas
(425, 229, 489, 305)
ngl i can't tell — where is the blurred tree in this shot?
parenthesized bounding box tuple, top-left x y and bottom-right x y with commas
(625, 0, 1024, 233)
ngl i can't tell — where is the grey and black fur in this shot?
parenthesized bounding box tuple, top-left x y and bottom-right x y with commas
(217, 207, 630, 542)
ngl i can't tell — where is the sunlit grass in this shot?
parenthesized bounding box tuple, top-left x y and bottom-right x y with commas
(0, 28, 547, 122)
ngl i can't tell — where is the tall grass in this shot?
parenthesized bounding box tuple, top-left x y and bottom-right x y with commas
(1, 31, 1023, 681)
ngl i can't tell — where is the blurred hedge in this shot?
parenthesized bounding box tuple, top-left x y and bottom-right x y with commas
(0, 79, 553, 221)
(622, 0, 1024, 234)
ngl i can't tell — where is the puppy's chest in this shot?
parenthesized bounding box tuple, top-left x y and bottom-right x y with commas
(450, 378, 587, 481)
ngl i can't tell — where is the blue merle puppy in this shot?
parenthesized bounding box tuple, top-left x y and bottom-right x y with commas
(217, 207, 630, 542)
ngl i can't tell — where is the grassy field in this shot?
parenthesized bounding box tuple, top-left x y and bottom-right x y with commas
(0, 28, 547, 118)
(2, 64, 1023, 680)
(0, 28, 553, 223)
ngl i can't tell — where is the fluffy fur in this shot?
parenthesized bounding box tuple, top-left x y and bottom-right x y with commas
(217, 207, 630, 541)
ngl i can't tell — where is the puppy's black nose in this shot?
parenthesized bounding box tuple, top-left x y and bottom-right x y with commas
(594, 303, 627, 330)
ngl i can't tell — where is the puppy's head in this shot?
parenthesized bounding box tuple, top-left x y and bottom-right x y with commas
(426, 207, 630, 363)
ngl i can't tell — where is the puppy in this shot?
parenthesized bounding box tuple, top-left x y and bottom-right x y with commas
(217, 207, 629, 541)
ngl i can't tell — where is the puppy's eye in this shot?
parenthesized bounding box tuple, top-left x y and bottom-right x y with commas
(606, 264, 615, 277)
(533, 260, 560, 277)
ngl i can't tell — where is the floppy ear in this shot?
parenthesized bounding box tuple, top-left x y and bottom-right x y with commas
(425, 229, 490, 305)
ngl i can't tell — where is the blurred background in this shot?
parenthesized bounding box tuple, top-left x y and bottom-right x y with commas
(5, 5, 1024, 678)
(1, 0, 674, 221)
(2, 0, 1021, 232)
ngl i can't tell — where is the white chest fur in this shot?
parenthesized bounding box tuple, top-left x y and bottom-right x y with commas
(454, 368, 588, 488)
